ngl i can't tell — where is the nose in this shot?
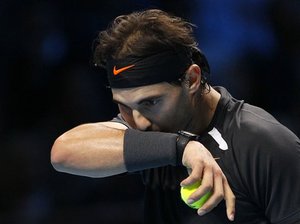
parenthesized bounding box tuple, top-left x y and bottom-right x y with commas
(132, 109, 151, 131)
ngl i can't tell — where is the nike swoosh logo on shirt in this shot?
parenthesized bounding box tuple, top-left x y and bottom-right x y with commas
(113, 64, 135, 76)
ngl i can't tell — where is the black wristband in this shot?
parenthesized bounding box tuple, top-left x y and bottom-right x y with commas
(124, 129, 179, 172)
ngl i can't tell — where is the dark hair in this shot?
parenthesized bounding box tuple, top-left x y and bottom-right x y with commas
(93, 9, 209, 84)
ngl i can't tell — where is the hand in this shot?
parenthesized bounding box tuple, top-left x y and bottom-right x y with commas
(180, 141, 235, 221)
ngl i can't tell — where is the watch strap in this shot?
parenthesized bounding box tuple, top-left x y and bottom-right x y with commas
(176, 134, 191, 165)
(176, 131, 200, 165)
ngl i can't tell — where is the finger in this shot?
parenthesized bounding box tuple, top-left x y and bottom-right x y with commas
(180, 164, 203, 187)
(197, 169, 223, 216)
(223, 175, 236, 221)
(188, 166, 213, 202)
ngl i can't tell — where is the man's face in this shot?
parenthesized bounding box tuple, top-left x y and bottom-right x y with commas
(112, 82, 194, 133)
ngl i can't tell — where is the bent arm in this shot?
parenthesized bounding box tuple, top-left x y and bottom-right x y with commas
(51, 123, 236, 219)
(51, 121, 128, 178)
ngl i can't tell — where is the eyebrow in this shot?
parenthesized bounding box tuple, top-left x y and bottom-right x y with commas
(112, 95, 162, 107)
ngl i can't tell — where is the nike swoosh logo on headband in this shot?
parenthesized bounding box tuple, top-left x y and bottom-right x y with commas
(113, 64, 135, 76)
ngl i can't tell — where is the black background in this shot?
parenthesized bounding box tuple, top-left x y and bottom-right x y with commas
(0, 0, 299, 223)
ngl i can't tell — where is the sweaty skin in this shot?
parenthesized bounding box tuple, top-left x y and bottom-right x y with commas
(51, 121, 127, 178)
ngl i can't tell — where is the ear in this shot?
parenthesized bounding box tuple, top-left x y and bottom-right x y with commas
(185, 64, 201, 94)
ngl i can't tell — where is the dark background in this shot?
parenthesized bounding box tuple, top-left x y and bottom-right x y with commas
(0, 0, 299, 223)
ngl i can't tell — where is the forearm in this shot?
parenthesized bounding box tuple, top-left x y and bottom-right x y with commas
(51, 122, 127, 178)
(51, 123, 181, 177)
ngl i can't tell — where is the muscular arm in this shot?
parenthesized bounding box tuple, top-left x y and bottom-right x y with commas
(51, 121, 128, 178)
(51, 121, 235, 220)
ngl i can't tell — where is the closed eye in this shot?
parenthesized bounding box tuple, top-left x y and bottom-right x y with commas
(139, 98, 160, 108)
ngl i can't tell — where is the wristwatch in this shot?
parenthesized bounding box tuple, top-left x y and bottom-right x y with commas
(176, 130, 200, 165)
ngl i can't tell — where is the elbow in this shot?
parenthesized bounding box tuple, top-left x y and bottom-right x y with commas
(50, 135, 69, 172)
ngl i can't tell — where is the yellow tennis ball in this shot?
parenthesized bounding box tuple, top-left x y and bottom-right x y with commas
(180, 181, 212, 209)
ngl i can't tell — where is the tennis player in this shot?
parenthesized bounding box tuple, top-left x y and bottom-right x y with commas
(51, 9, 300, 223)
